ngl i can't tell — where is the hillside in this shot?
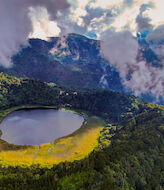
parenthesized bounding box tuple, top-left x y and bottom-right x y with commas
(0, 73, 163, 189)
(0, 33, 127, 92)
(0, 73, 148, 122)
(0, 33, 163, 105)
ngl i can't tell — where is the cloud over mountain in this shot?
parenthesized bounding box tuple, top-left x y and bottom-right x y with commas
(0, 0, 70, 67)
(0, 0, 164, 101)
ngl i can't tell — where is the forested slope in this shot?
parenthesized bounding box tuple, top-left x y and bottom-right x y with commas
(0, 109, 163, 189)
(0, 73, 163, 189)
(0, 73, 148, 122)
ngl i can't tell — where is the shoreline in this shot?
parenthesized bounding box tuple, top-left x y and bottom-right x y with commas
(0, 105, 93, 148)
(0, 105, 105, 168)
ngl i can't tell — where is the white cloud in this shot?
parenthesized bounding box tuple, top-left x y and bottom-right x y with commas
(125, 61, 164, 98)
(28, 0, 164, 40)
(111, 0, 153, 33)
(110, 0, 164, 33)
(101, 30, 138, 79)
(27, 0, 164, 100)
(67, 0, 89, 26)
(111, 6, 139, 33)
(87, 13, 109, 39)
(143, 0, 164, 27)
(90, 0, 124, 9)
(29, 7, 61, 40)
(100, 27, 164, 99)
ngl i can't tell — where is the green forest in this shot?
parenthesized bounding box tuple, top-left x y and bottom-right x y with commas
(0, 73, 163, 189)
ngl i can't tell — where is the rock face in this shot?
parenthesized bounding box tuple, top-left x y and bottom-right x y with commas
(0, 33, 163, 104)
(0, 33, 124, 92)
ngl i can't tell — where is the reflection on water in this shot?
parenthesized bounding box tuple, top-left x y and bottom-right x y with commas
(0, 109, 83, 145)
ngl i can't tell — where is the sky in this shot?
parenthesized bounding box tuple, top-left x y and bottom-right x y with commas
(29, 0, 164, 39)
(0, 0, 164, 101)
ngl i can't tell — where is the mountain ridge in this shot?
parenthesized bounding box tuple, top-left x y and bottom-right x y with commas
(0, 33, 163, 104)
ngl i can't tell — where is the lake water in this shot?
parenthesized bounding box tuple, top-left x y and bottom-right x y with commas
(0, 109, 84, 145)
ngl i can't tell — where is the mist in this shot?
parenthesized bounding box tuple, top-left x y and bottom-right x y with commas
(0, 0, 164, 101)
(0, 0, 70, 67)
(100, 27, 164, 101)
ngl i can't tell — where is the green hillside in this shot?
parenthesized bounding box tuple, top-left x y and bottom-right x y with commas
(0, 73, 150, 123)
(0, 73, 163, 189)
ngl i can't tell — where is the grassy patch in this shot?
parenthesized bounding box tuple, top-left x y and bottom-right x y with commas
(0, 106, 105, 168)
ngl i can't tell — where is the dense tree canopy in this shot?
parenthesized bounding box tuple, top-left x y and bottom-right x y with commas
(0, 73, 163, 190)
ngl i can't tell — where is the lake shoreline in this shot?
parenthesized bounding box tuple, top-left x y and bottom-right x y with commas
(0, 105, 105, 168)
(0, 106, 85, 146)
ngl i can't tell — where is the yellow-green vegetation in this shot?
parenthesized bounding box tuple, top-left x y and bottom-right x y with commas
(146, 102, 164, 110)
(0, 106, 105, 168)
(72, 67, 82, 72)
(98, 124, 117, 149)
(0, 74, 164, 189)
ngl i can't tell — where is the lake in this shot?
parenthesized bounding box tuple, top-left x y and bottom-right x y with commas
(0, 109, 84, 145)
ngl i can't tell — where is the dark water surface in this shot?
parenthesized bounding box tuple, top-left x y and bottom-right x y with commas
(0, 109, 83, 145)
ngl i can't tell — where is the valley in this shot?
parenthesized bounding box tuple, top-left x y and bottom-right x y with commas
(0, 73, 163, 189)
(0, 1, 164, 189)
